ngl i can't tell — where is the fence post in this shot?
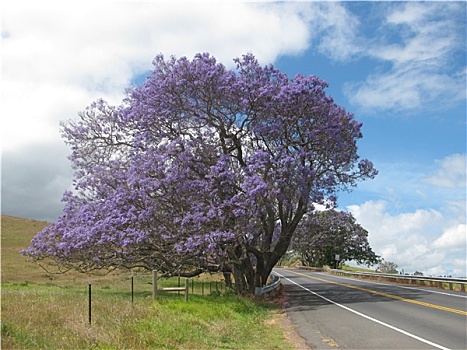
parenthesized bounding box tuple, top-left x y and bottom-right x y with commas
(185, 279, 189, 302)
(88, 281, 92, 326)
(131, 272, 134, 304)
(153, 270, 158, 300)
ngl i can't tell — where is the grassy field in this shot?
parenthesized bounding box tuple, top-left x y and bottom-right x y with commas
(1, 215, 296, 349)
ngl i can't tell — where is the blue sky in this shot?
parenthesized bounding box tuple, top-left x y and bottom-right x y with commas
(2, 1, 466, 276)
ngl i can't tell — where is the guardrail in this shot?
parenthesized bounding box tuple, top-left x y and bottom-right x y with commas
(299, 266, 467, 292)
(255, 272, 281, 295)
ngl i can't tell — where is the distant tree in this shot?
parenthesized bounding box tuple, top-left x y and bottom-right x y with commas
(293, 209, 380, 268)
(378, 260, 399, 274)
(413, 271, 424, 276)
(23, 53, 377, 295)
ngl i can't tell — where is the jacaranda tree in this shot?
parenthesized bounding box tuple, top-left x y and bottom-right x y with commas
(24, 53, 377, 294)
(293, 209, 380, 268)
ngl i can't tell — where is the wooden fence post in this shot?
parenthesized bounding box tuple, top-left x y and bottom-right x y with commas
(153, 270, 158, 300)
(185, 278, 189, 302)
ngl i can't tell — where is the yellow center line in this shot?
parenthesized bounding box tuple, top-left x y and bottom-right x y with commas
(284, 269, 467, 316)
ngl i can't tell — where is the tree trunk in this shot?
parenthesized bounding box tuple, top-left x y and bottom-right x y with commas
(232, 262, 255, 295)
(231, 207, 304, 295)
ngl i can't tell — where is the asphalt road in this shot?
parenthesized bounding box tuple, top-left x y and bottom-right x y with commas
(275, 268, 467, 350)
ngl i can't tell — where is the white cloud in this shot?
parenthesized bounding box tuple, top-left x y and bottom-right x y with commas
(375, 2, 458, 66)
(345, 153, 466, 277)
(433, 224, 467, 250)
(344, 2, 466, 112)
(5, 1, 408, 154)
(348, 200, 444, 243)
(345, 68, 465, 111)
(312, 2, 361, 61)
(2, 82, 95, 152)
(424, 154, 466, 188)
(348, 200, 466, 277)
(2, 2, 318, 153)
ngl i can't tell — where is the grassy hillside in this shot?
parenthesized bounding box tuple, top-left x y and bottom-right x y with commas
(1, 215, 296, 349)
(1, 215, 50, 283)
(1, 215, 115, 285)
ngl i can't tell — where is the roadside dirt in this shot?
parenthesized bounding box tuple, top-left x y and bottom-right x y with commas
(263, 285, 312, 350)
(269, 310, 312, 350)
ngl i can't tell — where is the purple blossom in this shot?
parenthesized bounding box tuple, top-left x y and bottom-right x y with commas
(23, 53, 376, 294)
(294, 209, 380, 267)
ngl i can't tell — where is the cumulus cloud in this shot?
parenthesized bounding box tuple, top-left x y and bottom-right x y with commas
(433, 224, 467, 250)
(345, 153, 466, 276)
(344, 1, 466, 112)
(424, 154, 466, 188)
(348, 200, 444, 244)
(348, 200, 466, 276)
(2, 2, 318, 153)
(1, 0, 364, 156)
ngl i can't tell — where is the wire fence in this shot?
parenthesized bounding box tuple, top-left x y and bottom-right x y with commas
(84, 272, 233, 325)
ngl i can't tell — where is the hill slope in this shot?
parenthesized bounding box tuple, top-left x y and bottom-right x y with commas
(1, 215, 50, 283)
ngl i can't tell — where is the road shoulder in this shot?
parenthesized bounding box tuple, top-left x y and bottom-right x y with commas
(281, 286, 340, 349)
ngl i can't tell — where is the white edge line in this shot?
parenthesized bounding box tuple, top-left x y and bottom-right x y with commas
(277, 272, 451, 350)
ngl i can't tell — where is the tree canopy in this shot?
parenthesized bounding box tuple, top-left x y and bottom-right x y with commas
(293, 209, 380, 268)
(378, 260, 399, 274)
(23, 53, 377, 294)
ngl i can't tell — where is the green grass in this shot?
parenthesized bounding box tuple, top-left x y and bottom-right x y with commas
(1, 215, 295, 349)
